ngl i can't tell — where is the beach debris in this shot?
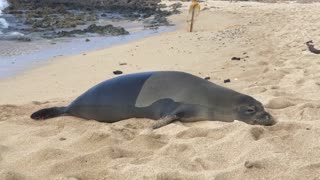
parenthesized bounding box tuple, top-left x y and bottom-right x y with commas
(224, 79, 231, 83)
(59, 137, 67, 141)
(113, 70, 123, 75)
(204, 76, 210, 80)
(231, 57, 241, 61)
(32, 101, 50, 105)
(119, 62, 127, 66)
(244, 161, 263, 169)
(201, 7, 210, 11)
(306, 40, 320, 54)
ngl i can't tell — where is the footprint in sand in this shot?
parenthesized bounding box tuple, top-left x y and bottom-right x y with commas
(267, 122, 304, 137)
(0, 105, 18, 121)
(176, 127, 226, 140)
(127, 134, 167, 150)
(265, 97, 295, 109)
(192, 157, 211, 171)
(109, 126, 137, 141)
(249, 127, 265, 140)
(155, 171, 186, 180)
(25, 148, 71, 165)
(271, 91, 288, 97)
(0, 170, 27, 180)
(0, 145, 9, 162)
(299, 106, 320, 121)
(53, 177, 80, 180)
(159, 143, 192, 156)
(244, 86, 267, 94)
(104, 146, 133, 159)
(0, 104, 36, 121)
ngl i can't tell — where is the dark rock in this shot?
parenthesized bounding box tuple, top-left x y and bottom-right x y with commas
(224, 79, 231, 83)
(113, 70, 123, 75)
(169, 2, 182, 14)
(231, 57, 241, 61)
(144, 13, 172, 29)
(306, 40, 320, 54)
(204, 77, 210, 80)
(57, 29, 86, 37)
(119, 63, 127, 66)
(16, 36, 32, 42)
(85, 38, 90, 42)
(50, 24, 129, 38)
(86, 24, 129, 36)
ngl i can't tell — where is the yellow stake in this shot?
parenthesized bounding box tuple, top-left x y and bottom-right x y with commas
(188, 0, 200, 32)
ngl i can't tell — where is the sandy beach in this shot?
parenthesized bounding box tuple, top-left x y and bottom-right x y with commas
(1, 1, 320, 179)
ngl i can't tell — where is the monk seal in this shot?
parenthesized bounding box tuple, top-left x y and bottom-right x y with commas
(31, 71, 275, 128)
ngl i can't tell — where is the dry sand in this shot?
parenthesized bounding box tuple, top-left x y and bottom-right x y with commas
(1, 1, 320, 179)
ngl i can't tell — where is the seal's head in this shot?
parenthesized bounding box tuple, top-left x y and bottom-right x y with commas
(233, 94, 275, 126)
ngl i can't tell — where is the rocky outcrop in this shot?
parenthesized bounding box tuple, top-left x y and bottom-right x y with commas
(85, 24, 129, 35)
(7, 0, 161, 12)
(5, 0, 177, 39)
(26, 13, 96, 31)
(42, 24, 129, 38)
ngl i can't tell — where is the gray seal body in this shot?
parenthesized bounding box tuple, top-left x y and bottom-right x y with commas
(31, 71, 275, 128)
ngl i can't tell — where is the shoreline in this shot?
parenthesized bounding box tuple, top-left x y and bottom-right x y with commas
(0, 25, 176, 79)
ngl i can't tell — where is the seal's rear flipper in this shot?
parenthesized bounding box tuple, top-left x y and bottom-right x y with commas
(151, 115, 179, 129)
(31, 107, 66, 120)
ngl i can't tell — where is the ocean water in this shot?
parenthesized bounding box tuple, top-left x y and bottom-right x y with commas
(0, 0, 9, 34)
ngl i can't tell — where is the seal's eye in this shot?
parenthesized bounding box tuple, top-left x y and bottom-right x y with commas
(246, 106, 256, 114)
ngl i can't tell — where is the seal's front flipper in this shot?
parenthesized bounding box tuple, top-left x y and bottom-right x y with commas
(151, 115, 179, 129)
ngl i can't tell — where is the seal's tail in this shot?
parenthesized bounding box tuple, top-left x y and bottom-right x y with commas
(31, 107, 67, 120)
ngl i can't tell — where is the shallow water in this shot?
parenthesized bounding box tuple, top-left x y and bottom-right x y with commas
(0, 26, 175, 79)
